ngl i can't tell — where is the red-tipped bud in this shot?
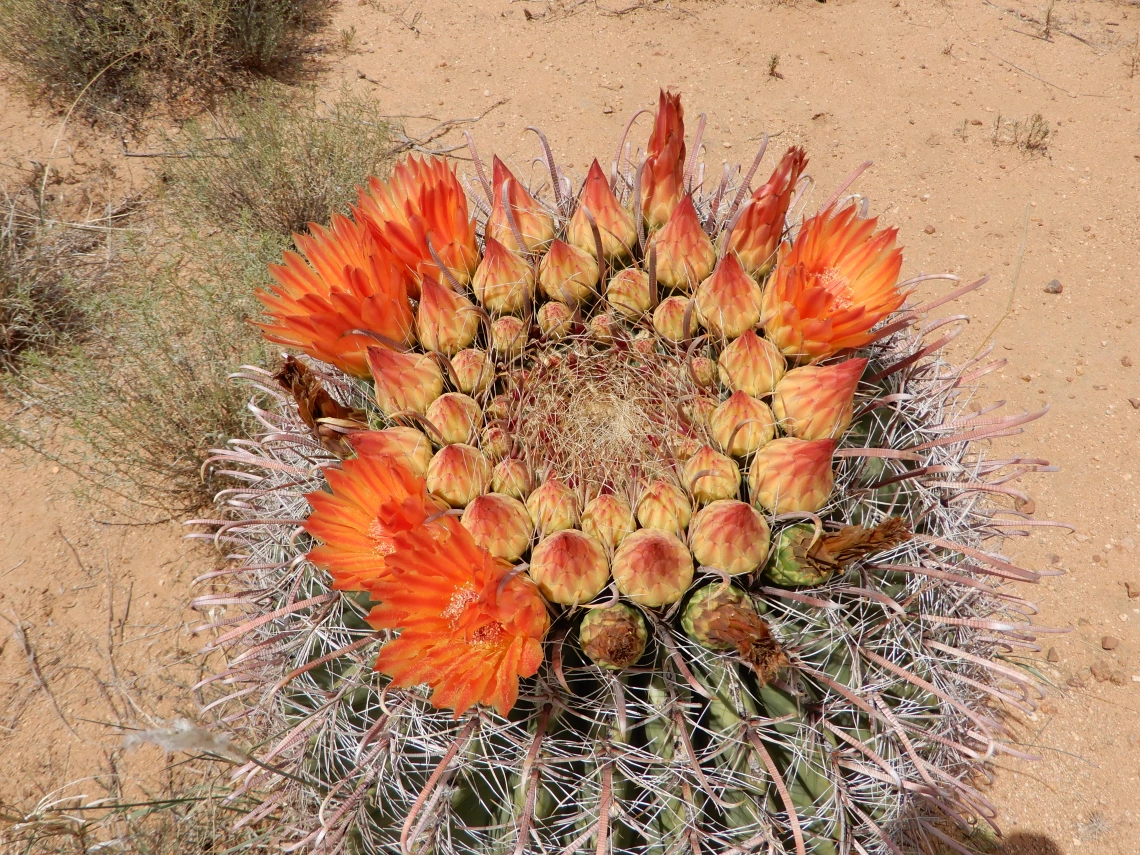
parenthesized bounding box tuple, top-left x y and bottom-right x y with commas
(607, 268, 652, 319)
(652, 295, 693, 342)
(479, 423, 511, 462)
(366, 346, 444, 416)
(722, 147, 807, 277)
(680, 585, 787, 683)
(581, 494, 637, 550)
(492, 457, 532, 500)
(683, 395, 718, 431)
(641, 90, 686, 229)
(426, 443, 491, 507)
(688, 500, 770, 575)
(485, 394, 511, 422)
(450, 348, 493, 395)
(694, 253, 763, 340)
(526, 478, 579, 535)
(529, 529, 610, 605)
(717, 329, 787, 396)
(579, 604, 648, 669)
(669, 434, 703, 463)
(487, 156, 555, 254)
(492, 315, 528, 359)
(471, 235, 535, 315)
(631, 332, 657, 356)
(612, 529, 694, 607)
(748, 437, 836, 513)
(538, 239, 599, 306)
(688, 356, 717, 388)
(772, 358, 866, 441)
(636, 479, 692, 536)
(537, 300, 574, 340)
(416, 276, 480, 355)
(346, 427, 433, 478)
(568, 160, 637, 261)
(710, 391, 776, 457)
(650, 196, 715, 292)
(425, 392, 481, 445)
(461, 493, 534, 563)
(588, 312, 617, 345)
(682, 445, 741, 505)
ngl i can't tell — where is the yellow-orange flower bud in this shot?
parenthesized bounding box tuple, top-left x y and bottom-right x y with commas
(346, 427, 433, 478)
(529, 529, 610, 605)
(651, 196, 715, 292)
(717, 329, 787, 397)
(641, 90, 686, 230)
(636, 479, 692, 537)
(682, 445, 741, 505)
(366, 346, 444, 417)
(537, 300, 574, 340)
(748, 437, 836, 514)
(612, 529, 693, 607)
(471, 234, 535, 316)
(526, 478, 579, 535)
(492, 457, 532, 500)
(683, 395, 718, 431)
(694, 252, 763, 340)
(479, 423, 511, 462)
(461, 493, 534, 563)
(485, 394, 511, 422)
(631, 332, 657, 356)
(568, 160, 637, 261)
(486, 156, 555, 254)
(709, 391, 776, 457)
(607, 267, 652, 319)
(581, 494, 637, 550)
(450, 348, 493, 395)
(652, 295, 692, 342)
(688, 356, 717, 388)
(492, 315, 528, 359)
(538, 239, 599, 306)
(425, 392, 481, 445)
(688, 500, 770, 575)
(588, 312, 617, 345)
(668, 434, 703, 463)
(426, 443, 491, 508)
(416, 276, 480, 355)
(772, 357, 867, 441)
(721, 147, 807, 277)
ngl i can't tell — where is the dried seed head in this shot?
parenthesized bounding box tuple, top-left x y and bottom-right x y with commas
(717, 329, 787, 397)
(425, 392, 482, 445)
(579, 603, 648, 670)
(710, 391, 777, 457)
(538, 239, 599, 306)
(694, 253, 764, 340)
(529, 529, 610, 605)
(526, 478, 579, 535)
(689, 500, 770, 576)
(492, 457, 532, 500)
(606, 267, 652, 319)
(425, 443, 492, 508)
(652, 295, 692, 342)
(492, 315, 528, 359)
(461, 493, 534, 563)
(765, 518, 912, 587)
(748, 437, 836, 514)
(581, 494, 637, 550)
(681, 585, 787, 683)
(636, 479, 692, 536)
(347, 427, 433, 478)
(471, 235, 535, 315)
(537, 300, 574, 340)
(417, 276, 480, 355)
(450, 348, 494, 395)
(682, 445, 741, 505)
(612, 528, 694, 607)
(772, 358, 867, 441)
(366, 347, 444, 417)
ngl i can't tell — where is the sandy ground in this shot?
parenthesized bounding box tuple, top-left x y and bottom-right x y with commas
(1, 0, 1139, 852)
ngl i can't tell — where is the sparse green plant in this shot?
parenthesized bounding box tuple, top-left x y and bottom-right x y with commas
(1042, 0, 1056, 41)
(991, 111, 1051, 154)
(768, 52, 784, 79)
(1129, 34, 1139, 80)
(339, 24, 358, 52)
(0, 0, 332, 116)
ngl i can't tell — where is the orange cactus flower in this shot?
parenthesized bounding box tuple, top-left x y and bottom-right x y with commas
(257, 215, 415, 378)
(694, 252, 764, 340)
(722, 147, 807, 277)
(417, 276, 481, 355)
(472, 235, 535, 316)
(651, 196, 716, 292)
(641, 90, 686, 229)
(748, 437, 836, 514)
(568, 160, 637, 261)
(304, 453, 439, 591)
(368, 515, 549, 716)
(762, 204, 905, 360)
(354, 156, 480, 293)
(366, 346, 444, 417)
(772, 357, 867, 441)
(486, 157, 556, 254)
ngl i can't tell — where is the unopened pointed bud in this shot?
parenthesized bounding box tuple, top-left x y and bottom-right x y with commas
(487, 156, 555, 253)
(461, 493, 534, 563)
(538, 239, 599, 306)
(492, 457, 532, 500)
(721, 147, 807, 277)
(717, 329, 787, 397)
(772, 358, 867, 441)
(636, 479, 692, 536)
(652, 295, 693, 342)
(492, 315, 528, 359)
(612, 529, 694, 607)
(748, 437, 835, 514)
(581, 494, 637, 550)
(689, 500, 770, 576)
(450, 348, 494, 396)
(682, 445, 741, 505)
(425, 392, 481, 445)
(366, 346, 444, 417)
(526, 478, 579, 535)
(681, 585, 787, 683)
(479, 424, 511, 462)
(694, 253, 764, 340)
(688, 356, 717, 388)
(588, 312, 617, 345)
(606, 268, 652, 319)
(537, 301, 574, 340)
(579, 604, 648, 670)
(710, 391, 776, 457)
(650, 196, 715, 293)
(529, 529, 610, 604)
(347, 427, 433, 478)
(568, 160, 637, 261)
(472, 235, 535, 315)
(417, 276, 480, 355)
(426, 443, 491, 507)
(641, 90, 686, 229)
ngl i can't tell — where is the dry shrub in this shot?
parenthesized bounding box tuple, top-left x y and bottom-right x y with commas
(165, 84, 395, 237)
(991, 112, 1052, 154)
(0, 0, 331, 115)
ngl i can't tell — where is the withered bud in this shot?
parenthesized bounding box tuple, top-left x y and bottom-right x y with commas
(579, 604, 648, 670)
(681, 585, 788, 684)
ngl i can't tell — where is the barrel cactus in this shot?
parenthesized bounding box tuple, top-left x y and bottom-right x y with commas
(191, 90, 1060, 855)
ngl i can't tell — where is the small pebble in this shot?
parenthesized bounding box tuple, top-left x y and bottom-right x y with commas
(1091, 661, 1128, 685)
(1101, 636, 1119, 651)
(1129, 398, 1140, 409)
(1123, 355, 1133, 367)
(1046, 647, 1061, 663)
(1043, 279, 1063, 294)
(924, 225, 936, 235)
(1126, 581, 1140, 599)
(1066, 674, 1086, 689)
